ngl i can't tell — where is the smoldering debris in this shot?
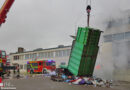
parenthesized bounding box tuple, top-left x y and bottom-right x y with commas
(50, 69, 113, 88)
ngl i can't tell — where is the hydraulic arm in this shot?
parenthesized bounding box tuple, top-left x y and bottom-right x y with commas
(0, 0, 15, 26)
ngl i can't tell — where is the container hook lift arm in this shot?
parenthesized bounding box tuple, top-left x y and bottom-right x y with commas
(0, 0, 15, 26)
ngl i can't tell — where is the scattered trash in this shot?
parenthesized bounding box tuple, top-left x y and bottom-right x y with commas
(79, 79, 86, 85)
(49, 71, 56, 76)
(61, 74, 67, 80)
(50, 71, 113, 88)
(72, 78, 82, 85)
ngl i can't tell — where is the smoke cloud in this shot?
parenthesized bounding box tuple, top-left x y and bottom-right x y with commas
(94, 10, 130, 81)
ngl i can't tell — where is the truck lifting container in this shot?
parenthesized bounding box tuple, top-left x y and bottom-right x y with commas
(68, 27, 102, 76)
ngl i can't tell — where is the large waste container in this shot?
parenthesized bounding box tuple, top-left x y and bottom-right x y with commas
(68, 27, 102, 76)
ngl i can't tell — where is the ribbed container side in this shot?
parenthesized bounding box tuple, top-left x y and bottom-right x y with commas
(78, 46, 99, 76)
(76, 27, 89, 44)
(68, 27, 102, 76)
(68, 42, 84, 76)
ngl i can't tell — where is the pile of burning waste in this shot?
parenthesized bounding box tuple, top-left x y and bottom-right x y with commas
(49, 69, 113, 88)
(51, 75, 112, 87)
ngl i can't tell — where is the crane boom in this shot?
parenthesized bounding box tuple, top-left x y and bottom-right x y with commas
(0, 0, 15, 26)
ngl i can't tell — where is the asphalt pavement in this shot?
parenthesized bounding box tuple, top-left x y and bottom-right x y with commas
(2, 75, 128, 90)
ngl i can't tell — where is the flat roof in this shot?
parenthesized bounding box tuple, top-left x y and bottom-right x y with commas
(10, 45, 71, 55)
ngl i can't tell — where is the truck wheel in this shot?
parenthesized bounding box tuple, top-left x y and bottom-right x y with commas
(42, 69, 47, 74)
(30, 70, 34, 74)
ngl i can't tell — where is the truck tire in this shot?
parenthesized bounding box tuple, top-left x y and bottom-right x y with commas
(42, 69, 47, 74)
(30, 70, 34, 74)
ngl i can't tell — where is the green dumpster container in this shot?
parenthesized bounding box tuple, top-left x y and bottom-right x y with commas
(67, 27, 102, 76)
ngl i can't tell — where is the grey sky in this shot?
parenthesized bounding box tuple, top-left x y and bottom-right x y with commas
(0, 0, 130, 54)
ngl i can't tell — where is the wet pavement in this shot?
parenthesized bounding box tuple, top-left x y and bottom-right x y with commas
(2, 75, 129, 90)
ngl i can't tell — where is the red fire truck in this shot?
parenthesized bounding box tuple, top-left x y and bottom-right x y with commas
(0, 50, 12, 76)
(0, 50, 15, 76)
(27, 60, 56, 74)
(0, 50, 6, 74)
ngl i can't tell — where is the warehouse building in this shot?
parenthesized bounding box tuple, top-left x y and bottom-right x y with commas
(9, 45, 71, 72)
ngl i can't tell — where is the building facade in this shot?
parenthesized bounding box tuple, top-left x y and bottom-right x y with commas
(9, 45, 71, 72)
(95, 11, 130, 81)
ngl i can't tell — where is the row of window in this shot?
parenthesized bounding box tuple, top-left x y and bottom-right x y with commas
(14, 49, 71, 60)
(25, 53, 37, 60)
(14, 56, 19, 60)
(55, 50, 70, 57)
(14, 55, 24, 60)
(104, 32, 130, 42)
(38, 52, 54, 58)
